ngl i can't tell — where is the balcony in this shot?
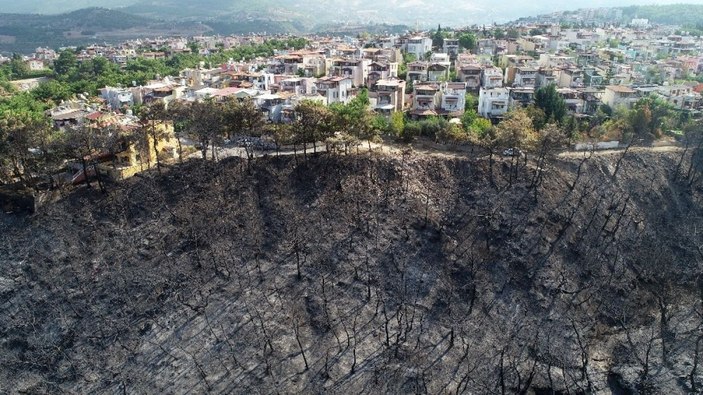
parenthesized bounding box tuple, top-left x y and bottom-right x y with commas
(377, 86, 397, 92)
(415, 91, 437, 98)
(415, 101, 435, 110)
(443, 88, 464, 95)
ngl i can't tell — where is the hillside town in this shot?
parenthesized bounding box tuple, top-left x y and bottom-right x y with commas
(2, 18, 703, 188)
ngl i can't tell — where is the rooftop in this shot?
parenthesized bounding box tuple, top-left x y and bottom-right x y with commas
(606, 85, 637, 93)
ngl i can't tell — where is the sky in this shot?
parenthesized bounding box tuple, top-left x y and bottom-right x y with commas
(1, 0, 703, 25)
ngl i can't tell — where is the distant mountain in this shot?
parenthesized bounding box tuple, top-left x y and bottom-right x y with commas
(0, 8, 153, 31)
(6, 0, 703, 28)
(0, 1, 136, 14)
(0, 6, 363, 54)
(0, 8, 208, 54)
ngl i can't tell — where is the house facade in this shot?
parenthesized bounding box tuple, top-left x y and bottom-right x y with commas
(328, 58, 369, 88)
(458, 65, 482, 91)
(316, 77, 354, 105)
(481, 67, 504, 89)
(443, 38, 460, 57)
(406, 37, 433, 60)
(602, 85, 638, 109)
(478, 87, 510, 119)
(411, 82, 442, 117)
(440, 82, 467, 116)
(372, 79, 406, 115)
(407, 61, 429, 82)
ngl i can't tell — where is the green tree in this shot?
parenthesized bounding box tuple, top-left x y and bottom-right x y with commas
(506, 28, 520, 39)
(468, 117, 492, 137)
(390, 111, 404, 137)
(330, 89, 376, 151)
(495, 109, 538, 146)
(626, 96, 673, 142)
(432, 25, 444, 49)
(0, 113, 54, 186)
(462, 109, 492, 137)
(398, 52, 416, 80)
(432, 25, 447, 48)
(269, 123, 294, 155)
(534, 84, 567, 126)
(465, 93, 478, 112)
(458, 32, 477, 52)
(494, 108, 538, 185)
(186, 99, 223, 160)
(0, 91, 48, 117)
(402, 121, 421, 142)
(525, 104, 547, 131)
(53, 50, 78, 77)
(32, 80, 72, 104)
(461, 109, 478, 131)
(221, 97, 263, 140)
(371, 114, 390, 134)
(295, 100, 334, 156)
(9, 54, 29, 79)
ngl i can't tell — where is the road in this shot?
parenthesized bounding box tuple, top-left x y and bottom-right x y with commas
(557, 144, 682, 158)
(180, 138, 684, 162)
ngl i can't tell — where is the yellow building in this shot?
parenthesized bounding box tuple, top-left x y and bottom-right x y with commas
(88, 115, 180, 181)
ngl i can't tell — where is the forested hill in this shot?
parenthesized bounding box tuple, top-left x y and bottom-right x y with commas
(1, 148, 703, 393)
(0, 8, 207, 54)
(0, 7, 306, 54)
(518, 4, 703, 27)
(620, 4, 703, 26)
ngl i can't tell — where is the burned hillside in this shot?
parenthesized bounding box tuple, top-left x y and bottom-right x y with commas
(1, 149, 703, 394)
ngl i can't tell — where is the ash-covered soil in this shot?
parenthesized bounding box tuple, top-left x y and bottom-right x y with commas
(1, 150, 702, 394)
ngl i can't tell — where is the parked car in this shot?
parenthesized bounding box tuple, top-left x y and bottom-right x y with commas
(235, 136, 276, 151)
(502, 148, 523, 157)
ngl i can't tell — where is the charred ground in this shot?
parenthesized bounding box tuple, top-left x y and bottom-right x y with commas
(1, 149, 702, 394)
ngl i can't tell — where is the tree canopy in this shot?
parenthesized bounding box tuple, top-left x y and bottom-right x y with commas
(458, 32, 477, 51)
(534, 84, 567, 125)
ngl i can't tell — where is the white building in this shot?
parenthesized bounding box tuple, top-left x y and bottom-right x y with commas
(372, 79, 406, 115)
(406, 37, 433, 60)
(513, 67, 537, 88)
(328, 58, 370, 88)
(478, 87, 510, 118)
(443, 38, 460, 57)
(631, 18, 649, 28)
(481, 67, 504, 89)
(101, 87, 134, 110)
(315, 77, 353, 105)
(602, 85, 639, 109)
(440, 82, 467, 115)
